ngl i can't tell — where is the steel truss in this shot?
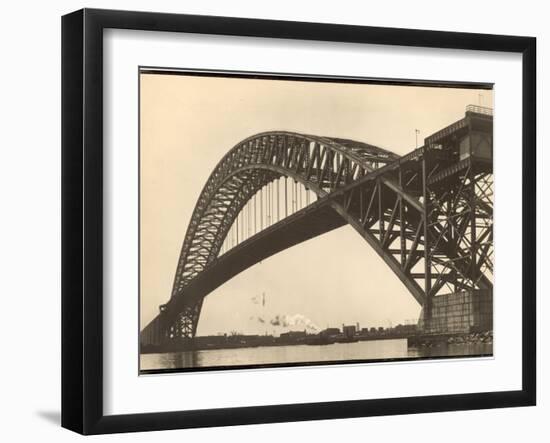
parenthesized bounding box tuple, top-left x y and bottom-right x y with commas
(141, 112, 493, 344)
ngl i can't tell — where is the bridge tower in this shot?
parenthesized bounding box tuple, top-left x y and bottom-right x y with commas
(418, 105, 493, 333)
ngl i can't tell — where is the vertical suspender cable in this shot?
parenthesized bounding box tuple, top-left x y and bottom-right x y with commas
(292, 180, 298, 213)
(285, 177, 288, 217)
(277, 178, 280, 222)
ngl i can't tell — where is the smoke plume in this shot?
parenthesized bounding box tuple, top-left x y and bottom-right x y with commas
(269, 314, 319, 332)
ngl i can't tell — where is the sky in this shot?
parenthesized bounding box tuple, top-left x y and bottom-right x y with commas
(140, 72, 493, 336)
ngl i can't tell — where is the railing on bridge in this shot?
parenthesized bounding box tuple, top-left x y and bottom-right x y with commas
(466, 104, 493, 116)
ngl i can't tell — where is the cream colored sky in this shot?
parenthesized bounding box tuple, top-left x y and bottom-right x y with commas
(140, 72, 492, 336)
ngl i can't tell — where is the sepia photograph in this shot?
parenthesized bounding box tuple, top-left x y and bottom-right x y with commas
(138, 69, 494, 374)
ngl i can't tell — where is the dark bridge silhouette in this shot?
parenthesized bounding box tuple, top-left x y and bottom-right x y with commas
(141, 105, 493, 346)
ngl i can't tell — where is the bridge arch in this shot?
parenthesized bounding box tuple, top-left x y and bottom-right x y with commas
(170, 132, 398, 299)
(152, 131, 400, 339)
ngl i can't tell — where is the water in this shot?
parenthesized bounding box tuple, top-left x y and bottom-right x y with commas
(140, 339, 493, 372)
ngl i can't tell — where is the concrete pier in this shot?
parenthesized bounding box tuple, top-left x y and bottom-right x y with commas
(418, 290, 492, 334)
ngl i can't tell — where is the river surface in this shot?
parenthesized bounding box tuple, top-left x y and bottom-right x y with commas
(140, 339, 492, 372)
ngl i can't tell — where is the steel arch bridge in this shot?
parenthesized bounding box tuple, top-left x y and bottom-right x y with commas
(141, 106, 493, 346)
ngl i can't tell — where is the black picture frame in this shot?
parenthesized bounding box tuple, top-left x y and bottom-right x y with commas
(62, 8, 536, 435)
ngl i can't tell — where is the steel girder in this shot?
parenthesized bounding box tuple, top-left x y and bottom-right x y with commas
(143, 113, 493, 343)
(328, 147, 493, 312)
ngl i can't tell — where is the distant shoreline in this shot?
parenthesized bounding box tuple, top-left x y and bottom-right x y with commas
(140, 333, 411, 354)
(140, 330, 492, 355)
